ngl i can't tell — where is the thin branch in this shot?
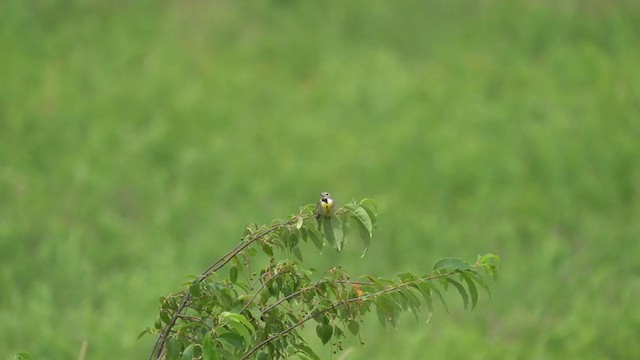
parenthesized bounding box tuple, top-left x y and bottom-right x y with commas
(260, 278, 373, 315)
(240, 269, 293, 314)
(150, 215, 308, 359)
(241, 270, 461, 359)
(261, 281, 327, 314)
(177, 314, 213, 330)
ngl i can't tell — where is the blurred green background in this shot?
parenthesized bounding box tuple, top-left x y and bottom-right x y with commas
(2, 0, 639, 358)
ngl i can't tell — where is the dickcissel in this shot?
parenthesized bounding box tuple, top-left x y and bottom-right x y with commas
(315, 192, 335, 219)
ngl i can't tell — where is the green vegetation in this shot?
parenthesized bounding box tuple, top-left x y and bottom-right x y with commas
(1, 0, 639, 358)
(147, 198, 498, 359)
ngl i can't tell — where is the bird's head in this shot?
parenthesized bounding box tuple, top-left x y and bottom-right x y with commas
(320, 192, 332, 203)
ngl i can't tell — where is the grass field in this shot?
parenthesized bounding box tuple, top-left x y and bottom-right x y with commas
(2, 0, 640, 358)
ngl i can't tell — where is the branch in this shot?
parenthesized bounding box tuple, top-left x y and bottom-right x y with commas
(240, 268, 293, 314)
(150, 215, 309, 359)
(241, 270, 461, 359)
(260, 278, 373, 315)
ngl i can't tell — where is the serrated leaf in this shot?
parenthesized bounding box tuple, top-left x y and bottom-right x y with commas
(446, 278, 469, 310)
(341, 213, 350, 247)
(222, 313, 255, 334)
(375, 301, 389, 329)
(299, 227, 308, 242)
(352, 217, 371, 258)
(160, 310, 172, 325)
(466, 271, 491, 298)
(331, 216, 344, 251)
(322, 217, 338, 251)
(433, 258, 471, 271)
(220, 312, 255, 347)
(137, 327, 151, 340)
(166, 337, 181, 360)
(223, 321, 251, 349)
(348, 320, 360, 335)
(306, 226, 325, 252)
(296, 344, 321, 360)
(425, 282, 449, 313)
(397, 272, 417, 283)
(182, 344, 195, 360)
(202, 332, 218, 360)
(230, 266, 238, 283)
(316, 324, 333, 345)
(460, 272, 479, 309)
(218, 332, 244, 349)
(478, 253, 500, 265)
(216, 347, 236, 359)
(404, 287, 423, 310)
(359, 198, 378, 226)
(348, 205, 373, 236)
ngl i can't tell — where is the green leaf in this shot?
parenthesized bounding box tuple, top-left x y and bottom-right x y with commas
(260, 242, 273, 256)
(220, 312, 255, 348)
(354, 220, 371, 257)
(295, 217, 304, 229)
(189, 280, 202, 297)
(424, 282, 449, 313)
(466, 270, 491, 298)
(375, 301, 389, 329)
(202, 332, 218, 360)
(137, 327, 151, 340)
(460, 272, 479, 309)
(404, 287, 423, 310)
(348, 320, 360, 335)
(230, 266, 238, 283)
(348, 205, 373, 237)
(215, 347, 236, 359)
(433, 258, 471, 271)
(160, 310, 171, 325)
(344, 203, 374, 256)
(478, 253, 500, 265)
(292, 246, 303, 262)
(257, 352, 268, 360)
(341, 213, 350, 247)
(397, 272, 417, 283)
(218, 332, 244, 349)
(478, 253, 500, 280)
(316, 324, 333, 345)
(299, 227, 308, 242)
(306, 226, 325, 252)
(223, 322, 250, 349)
(222, 312, 256, 334)
(322, 217, 338, 251)
(166, 337, 181, 360)
(182, 344, 195, 360)
(296, 344, 322, 360)
(14, 353, 32, 360)
(446, 278, 469, 310)
(331, 216, 344, 251)
(359, 198, 378, 226)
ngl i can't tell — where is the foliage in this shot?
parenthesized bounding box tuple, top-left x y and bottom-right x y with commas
(3, 1, 640, 359)
(147, 199, 499, 359)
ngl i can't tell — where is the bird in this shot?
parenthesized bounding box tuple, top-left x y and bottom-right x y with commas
(315, 192, 335, 219)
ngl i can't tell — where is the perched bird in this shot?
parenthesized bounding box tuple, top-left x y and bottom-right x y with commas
(315, 192, 335, 219)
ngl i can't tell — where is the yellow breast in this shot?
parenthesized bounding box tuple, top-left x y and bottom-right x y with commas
(321, 199, 334, 215)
